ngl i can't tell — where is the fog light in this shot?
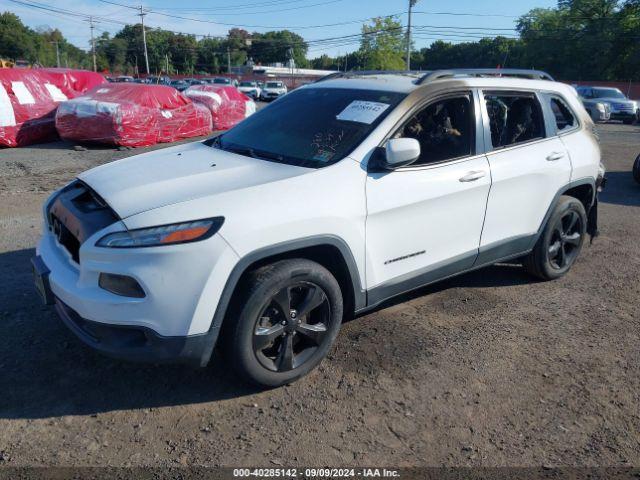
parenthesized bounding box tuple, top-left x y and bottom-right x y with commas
(99, 273, 145, 298)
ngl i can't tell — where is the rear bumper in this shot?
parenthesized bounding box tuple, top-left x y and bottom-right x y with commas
(54, 297, 219, 367)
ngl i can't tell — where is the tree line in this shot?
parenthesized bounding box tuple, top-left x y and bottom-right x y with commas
(1, 0, 639, 81)
(313, 0, 640, 81)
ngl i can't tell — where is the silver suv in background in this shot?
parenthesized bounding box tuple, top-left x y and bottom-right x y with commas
(576, 86, 639, 124)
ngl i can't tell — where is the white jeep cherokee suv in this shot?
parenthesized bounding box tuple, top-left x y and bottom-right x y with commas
(33, 69, 604, 387)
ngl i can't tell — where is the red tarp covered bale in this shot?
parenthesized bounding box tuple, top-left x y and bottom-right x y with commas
(183, 84, 256, 130)
(39, 68, 107, 97)
(55, 83, 213, 147)
(0, 69, 70, 147)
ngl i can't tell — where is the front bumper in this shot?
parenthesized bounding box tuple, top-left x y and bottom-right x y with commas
(262, 92, 284, 100)
(35, 188, 241, 365)
(610, 111, 636, 121)
(53, 296, 218, 366)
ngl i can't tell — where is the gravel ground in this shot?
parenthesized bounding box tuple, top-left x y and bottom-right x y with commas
(0, 123, 638, 468)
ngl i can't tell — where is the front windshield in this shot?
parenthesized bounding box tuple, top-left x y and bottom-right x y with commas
(240, 82, 255, 87)
(266, 82, 283, 88)
(213, 87, 406, 168)
(214, 78, 229, 84)
(593, 88, 626, 99)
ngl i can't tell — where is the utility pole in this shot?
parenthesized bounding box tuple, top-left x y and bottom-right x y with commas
(227, 46, 231, 73)
(139, 6, 150, 74)
(88, 17, 97, 72)
(165, 53, 169, 75)
(50, 41, 60, 68)
(406, 0, 418, 71)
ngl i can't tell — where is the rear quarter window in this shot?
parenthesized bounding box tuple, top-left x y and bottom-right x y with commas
(549, 96, 578, 133)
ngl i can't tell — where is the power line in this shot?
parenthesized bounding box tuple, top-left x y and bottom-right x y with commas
(152, 0, 347, 16)
(96, 0, 402, 30)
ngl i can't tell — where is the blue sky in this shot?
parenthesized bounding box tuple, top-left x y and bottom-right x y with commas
(1, 0, 558, 58)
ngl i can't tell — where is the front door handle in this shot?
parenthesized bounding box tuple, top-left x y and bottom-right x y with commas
(459, 171, 486, 182)
(546, 152, 565, 161)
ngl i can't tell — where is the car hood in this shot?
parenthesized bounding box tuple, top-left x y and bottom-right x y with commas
(78, 141, 311, 219)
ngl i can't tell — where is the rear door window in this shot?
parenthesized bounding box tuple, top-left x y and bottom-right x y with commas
(483, 92, 545, 149)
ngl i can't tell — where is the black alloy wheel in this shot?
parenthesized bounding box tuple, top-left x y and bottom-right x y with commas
(523, 195, 587, 281)
(633, 154, 640, 184)
(253, 282, 331, 372)
(547, 209, 583, 270)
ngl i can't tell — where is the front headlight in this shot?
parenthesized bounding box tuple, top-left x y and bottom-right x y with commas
(596, 102, 606, 112)
(96, 217, 224, 248)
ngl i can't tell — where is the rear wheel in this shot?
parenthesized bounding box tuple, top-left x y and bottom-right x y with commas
(224, 259, 343, 387)
(633, 154, 640, 184)
(523, 196, 587, 280)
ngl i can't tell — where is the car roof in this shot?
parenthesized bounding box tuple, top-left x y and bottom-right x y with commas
(306, 69, 572, 96)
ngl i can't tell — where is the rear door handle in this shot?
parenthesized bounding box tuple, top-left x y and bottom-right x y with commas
(546, 152, 565, 161)
(459, 171, 486, 182)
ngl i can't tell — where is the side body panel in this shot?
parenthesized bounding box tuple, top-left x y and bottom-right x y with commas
(365, 156, 491, 290)
(478, 90, 573, 251)
(363, 88, 491, 299)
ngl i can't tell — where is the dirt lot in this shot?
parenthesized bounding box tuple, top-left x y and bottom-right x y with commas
(0, 123, 639, 468)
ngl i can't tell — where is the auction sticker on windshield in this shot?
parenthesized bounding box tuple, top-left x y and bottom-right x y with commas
(336, 100, 390, 124)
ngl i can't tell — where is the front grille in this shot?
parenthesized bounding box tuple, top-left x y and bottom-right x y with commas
(47, 181, 119, 263)
(613, 103, 634, 111)
(50, 214, 81, 262)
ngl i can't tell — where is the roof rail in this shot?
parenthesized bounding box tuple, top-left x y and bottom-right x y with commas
(315, 70, 426, 83)
(417, 68, 554, 84)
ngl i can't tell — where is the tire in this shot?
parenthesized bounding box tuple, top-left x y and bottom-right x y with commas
(523, 196, 587, 281)
(223, 259, 343, 387)
(633, 154, 640, 184)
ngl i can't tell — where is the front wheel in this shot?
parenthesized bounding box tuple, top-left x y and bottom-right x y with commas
(523, 196, 587, 281)
(224, 259, 343, 387)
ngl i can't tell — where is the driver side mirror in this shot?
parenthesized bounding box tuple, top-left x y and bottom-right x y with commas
(369, 138, 421, 172)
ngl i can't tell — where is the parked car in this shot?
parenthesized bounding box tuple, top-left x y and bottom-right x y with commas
(212, 77, 232, 86)
(576, 86, 639, 124)
(170, 79, 190, 92)
(55, 83, 212, 147)
(260, 80, 287, 101)
(33, 69, 604, 387)
(238, 81, 261, 99)
(145, 76, 171, 85)
(573, 86, 611, 123)
(0, 68, 106, 147)
(115, 75, 134, 83)
(633, 154, 640, 184)
(184, 78, 206, 86)
(184, 84, 256, 130)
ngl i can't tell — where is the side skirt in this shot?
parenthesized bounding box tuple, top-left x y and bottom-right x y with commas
(358, 235, 535, 315)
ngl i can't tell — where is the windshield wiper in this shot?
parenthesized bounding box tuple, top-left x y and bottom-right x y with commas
(222, 144, 285, 162)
